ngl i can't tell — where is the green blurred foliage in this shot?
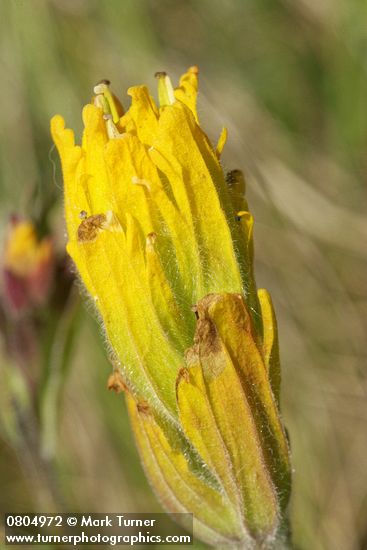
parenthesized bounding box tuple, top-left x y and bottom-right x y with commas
(0, 1, 366, 549)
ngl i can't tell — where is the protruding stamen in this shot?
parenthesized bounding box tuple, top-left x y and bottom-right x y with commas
(103, 114, 121, 139)
(155, 71, 176, 107)
(93, 93, 109, 113)
(96, 78, 111, 86)
(94, 80, 120, 123)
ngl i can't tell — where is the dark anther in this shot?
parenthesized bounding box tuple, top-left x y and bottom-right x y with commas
(154, 71, 167, 79)
(96, 79, 111, 86)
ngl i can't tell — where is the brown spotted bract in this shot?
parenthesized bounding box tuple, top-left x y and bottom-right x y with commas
(77, 213, 106, 242)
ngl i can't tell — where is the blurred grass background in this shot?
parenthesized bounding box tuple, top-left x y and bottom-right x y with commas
(0, 0, 367, 549)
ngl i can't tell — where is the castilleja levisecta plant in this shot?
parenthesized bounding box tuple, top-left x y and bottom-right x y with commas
(51, 67, 291, 548)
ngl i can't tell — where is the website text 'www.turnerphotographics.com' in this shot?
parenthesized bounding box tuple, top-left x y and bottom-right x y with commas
(4, 513, 193, 546)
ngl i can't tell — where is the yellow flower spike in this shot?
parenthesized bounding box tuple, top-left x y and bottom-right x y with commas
(93, 79, 122, 124)
(51, 66, 292, 548)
